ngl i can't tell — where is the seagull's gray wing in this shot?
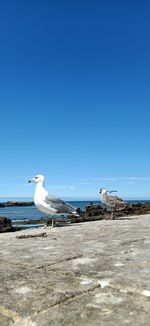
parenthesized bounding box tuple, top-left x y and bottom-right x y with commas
(108, 194, 124, 204)
(113, 195, 124, 202)
(106, 194, 127, 208)
(102, 193, 124, 207)
(44, 195, 77, 214)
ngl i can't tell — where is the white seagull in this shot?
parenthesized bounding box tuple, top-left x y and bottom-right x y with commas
(99, 187, 128, 219)
(28, 175, 78, 227)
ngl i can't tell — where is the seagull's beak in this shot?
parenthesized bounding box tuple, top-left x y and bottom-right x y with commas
(27, 178, 34, 183)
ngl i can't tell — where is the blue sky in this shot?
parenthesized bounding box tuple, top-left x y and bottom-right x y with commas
(0, 0, 150, 199)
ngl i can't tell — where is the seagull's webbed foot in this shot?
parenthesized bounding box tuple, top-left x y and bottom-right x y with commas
(43, 217, 55, 229)
(42, 215, 52, 228)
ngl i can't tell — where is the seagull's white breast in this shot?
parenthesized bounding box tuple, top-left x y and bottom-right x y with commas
(34, 184, 47, 205)
(33, 183, 56, 215)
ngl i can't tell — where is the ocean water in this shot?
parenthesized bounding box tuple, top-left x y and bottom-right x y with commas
(0, 199, 150, 224)
(0, 200, 100, 222)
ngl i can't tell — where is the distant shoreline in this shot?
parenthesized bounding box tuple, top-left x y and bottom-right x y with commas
(1, 197, 150, 202)
(0, 201, 34, 208)
(1, 199, 150, 208)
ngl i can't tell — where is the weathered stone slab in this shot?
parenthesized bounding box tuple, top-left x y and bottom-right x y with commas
(33, 286, 150, 326)
(0, 215, 150, 325)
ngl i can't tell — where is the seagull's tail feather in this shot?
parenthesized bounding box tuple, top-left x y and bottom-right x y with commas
(66, 202, 81, 216)
(69, 207, 81, 217)
(72, 211, 80, 217)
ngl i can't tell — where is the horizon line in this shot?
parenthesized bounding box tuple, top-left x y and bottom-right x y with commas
(1, 196, 150, 201)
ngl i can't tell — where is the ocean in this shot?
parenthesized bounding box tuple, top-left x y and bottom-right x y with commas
(0, 198, 150, 225)
(0, 200, 100, 223)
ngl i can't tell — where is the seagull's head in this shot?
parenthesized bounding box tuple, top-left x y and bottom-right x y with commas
(99, 188, 108, 194)
(99, 188, 117, 194)
(27, 175, 45, 185)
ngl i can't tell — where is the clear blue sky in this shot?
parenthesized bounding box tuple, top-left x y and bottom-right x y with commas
(0, 0, 150, 199)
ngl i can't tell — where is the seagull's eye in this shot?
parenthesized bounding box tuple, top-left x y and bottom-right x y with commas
(35, 176, 38, 179)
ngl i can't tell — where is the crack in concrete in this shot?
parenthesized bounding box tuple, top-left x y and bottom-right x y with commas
(36, 254, 84, 269)
(121, 238, 146, 245)
(33, 283, 102, 318)
(32, 281, 150, 319)
(0, 254, 84, 272)
(1, 281, 149, 325)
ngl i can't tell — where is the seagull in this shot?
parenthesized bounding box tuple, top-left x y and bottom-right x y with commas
(99, 187, 128, 219)
(27, 175, 78, 227)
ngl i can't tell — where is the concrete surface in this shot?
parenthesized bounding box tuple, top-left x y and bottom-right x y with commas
(0, 214, 150, 325)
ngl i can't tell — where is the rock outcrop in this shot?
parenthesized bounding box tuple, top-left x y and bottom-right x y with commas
(12, 201, 150, 227)
(69, 202, 150, 223)
(0, 217, 13, 232)
(0, 201, 34, 208)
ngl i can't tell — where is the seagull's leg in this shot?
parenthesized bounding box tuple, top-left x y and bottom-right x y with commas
(110, 210, 114, 219)
(51, 218, 54, 228)
(47, 216, 55, 228)
(43, 215, 50, 228)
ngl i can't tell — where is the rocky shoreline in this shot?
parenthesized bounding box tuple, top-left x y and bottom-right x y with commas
(1, 201, 150, 232)
(0, 201, 34, 208)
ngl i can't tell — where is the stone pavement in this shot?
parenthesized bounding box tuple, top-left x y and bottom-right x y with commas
(0, 215, 150, 325)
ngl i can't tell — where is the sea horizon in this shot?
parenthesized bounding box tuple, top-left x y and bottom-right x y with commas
(1, 196, 150, 202)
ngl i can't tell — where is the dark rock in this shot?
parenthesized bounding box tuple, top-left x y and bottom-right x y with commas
(13, 218, 46, 225)
(68, 205, 108, 223)
(0, 217, 13, 232)
(85, 204, 107, 216)
(114, 202, 150, 218)
(11, 201, 150, 227)
(70, 202, 150, 222)
(0, 201, 34, 208)
(76, 207, 82, 215)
